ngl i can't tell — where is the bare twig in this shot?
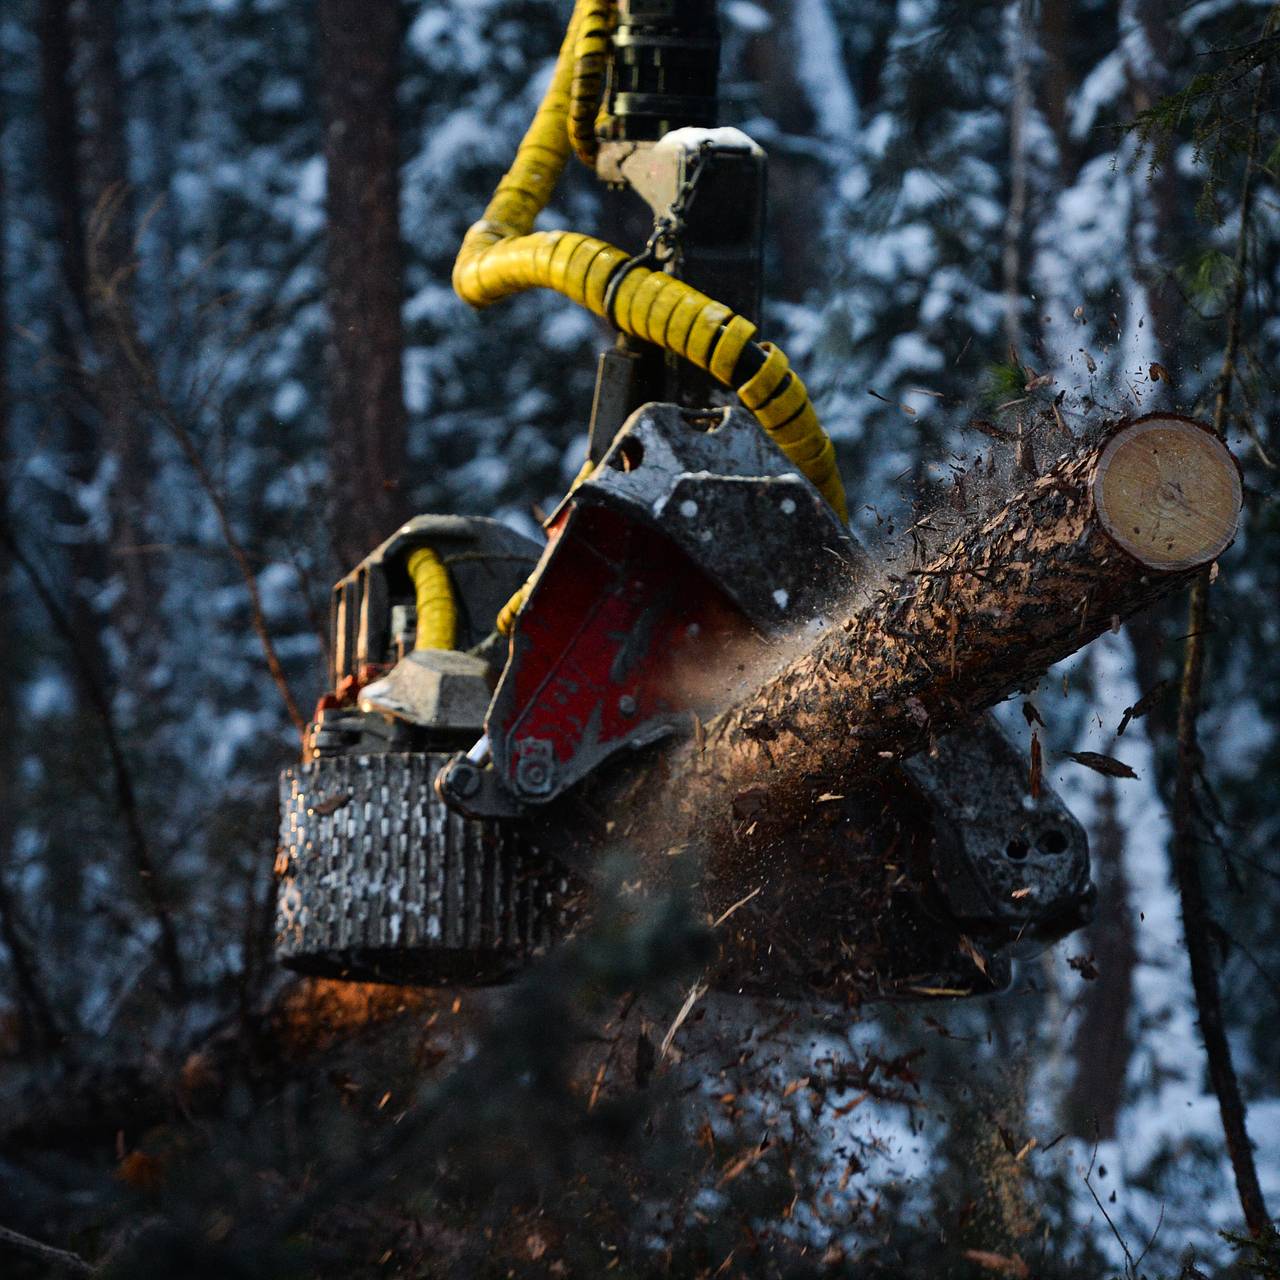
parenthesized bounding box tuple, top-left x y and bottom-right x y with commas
(586, 991, 638, 1113)
(0, 876, 63, 1053)
(153, 392, 307, 733)
(106, 310, 306, 735)
(0, 113, 66, 1052)
(1083, 1137, 1137, 1274)
(72, 194, 306, 735)
(1169, 31, 1273, 1239)
(0, 518, 187, 999)
(0, 1222, 95, 1276)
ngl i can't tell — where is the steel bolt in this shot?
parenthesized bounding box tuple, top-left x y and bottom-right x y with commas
(618, 694, 638, 717)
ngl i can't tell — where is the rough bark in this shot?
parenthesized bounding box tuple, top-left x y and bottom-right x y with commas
(319, 0, 409, 569)
(1038, 0, 1078, 178)
(1125, 0, 1183, 391)
(1063, 781, 1135, 1140)
(38, 0, 110, 702)
(0, 103, 63, 1054)
(573, 417, 1240, 994)
(73, 0, 158, 669)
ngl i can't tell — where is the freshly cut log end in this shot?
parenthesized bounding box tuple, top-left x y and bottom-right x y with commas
(1093, 415, 1242, 572)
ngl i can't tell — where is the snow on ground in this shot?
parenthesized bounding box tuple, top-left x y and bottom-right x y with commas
(1025, 633, 1279, 1269)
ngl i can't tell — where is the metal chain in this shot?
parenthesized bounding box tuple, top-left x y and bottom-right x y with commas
(603, 140, 713, 326)
(648, 139, 712, 272)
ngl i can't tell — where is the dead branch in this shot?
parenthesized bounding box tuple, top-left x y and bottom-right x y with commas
(0, 1223, 95, 1276)
(0, 518, 187, 999)
(111, 328, 308, 736)
(1169, 39, 1273, 1240)
(81, 237, 307, 736)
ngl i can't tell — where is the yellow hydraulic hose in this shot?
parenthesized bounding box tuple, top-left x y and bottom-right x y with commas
(494, 583, 527, 638)
(456, 225, 845, 521)
(406, 546, 457, 652)
(452, 5, 583, 286)
(569, 0, 613, 167)
(453, 0, 848, 632)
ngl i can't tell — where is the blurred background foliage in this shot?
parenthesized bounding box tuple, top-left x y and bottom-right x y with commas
(0, 0, 1279, 1275)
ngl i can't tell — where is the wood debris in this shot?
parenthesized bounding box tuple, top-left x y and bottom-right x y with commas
(1065, 750, 1138, 779)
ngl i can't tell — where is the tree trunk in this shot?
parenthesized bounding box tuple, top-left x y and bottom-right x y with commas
(743, 0, 855, 304)
(1063, 779, 1135, 1139)
(38, 0, 110, 702)
(319, 0, 409, 569)
(573, 416, 1241, 994)
(73, 0, 158, 672)
(0, 102, 63, 1054)
(1124, 0, 1182, 391)
(1002, 0, 1032, 354)
(1166, 49, 1273, 1238)
(1037, 0, 1079, 179)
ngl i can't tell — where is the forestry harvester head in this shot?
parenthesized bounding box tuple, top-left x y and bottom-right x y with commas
(275, 0, 1095, 1000)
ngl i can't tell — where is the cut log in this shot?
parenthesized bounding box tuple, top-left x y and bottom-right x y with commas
(566, 414, 1241, 999)
(1092, 416, 1240, 571)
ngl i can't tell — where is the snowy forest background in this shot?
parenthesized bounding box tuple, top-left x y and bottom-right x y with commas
(1, 0, 1279, 1276)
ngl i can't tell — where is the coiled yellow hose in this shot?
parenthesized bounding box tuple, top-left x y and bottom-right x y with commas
(569, 0, 613, 166)
(454, 0, 848, 633)
(494, 582, 527, 637)
(456, 224, 846, 522)
(405, 546, 458, 652)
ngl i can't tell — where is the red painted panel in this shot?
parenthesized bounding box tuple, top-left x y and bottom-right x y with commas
(491, 504, 756, 797)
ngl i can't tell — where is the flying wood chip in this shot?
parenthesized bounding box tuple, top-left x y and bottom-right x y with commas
(968, 417, 1019, 442)
(962, 1250, 1030, 1279)
(1117, 678, 1171, 735)
(310, 793, 350, 816)
(1065, 751, 1138, 779)
(731, 784, 771, 821)
(957, 933, 989, 977)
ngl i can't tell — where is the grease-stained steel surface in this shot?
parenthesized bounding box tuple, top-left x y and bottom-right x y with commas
(906, 716, 1093, 947)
